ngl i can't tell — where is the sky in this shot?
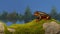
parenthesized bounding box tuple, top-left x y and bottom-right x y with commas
(0, 0, 60, 14)
(0, 0, 60, 25)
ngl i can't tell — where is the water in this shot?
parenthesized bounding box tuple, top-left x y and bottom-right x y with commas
(3, 20, 25, 26)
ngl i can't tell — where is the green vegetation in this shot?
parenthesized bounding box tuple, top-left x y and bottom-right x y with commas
(3, 19, 59, 34)
(0, 6, 60, 24)
(24, 6, 32, 23)
(8, 20, 46, 34)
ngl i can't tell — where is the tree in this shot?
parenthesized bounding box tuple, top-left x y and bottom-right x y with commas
(18, 14, 24, 21)
(24, 6, 32, 23)
(49, 6, 58, 19)
(1, 10, 8, 23)
(7, 10, 18, 24)
(56, 13, 60, 21)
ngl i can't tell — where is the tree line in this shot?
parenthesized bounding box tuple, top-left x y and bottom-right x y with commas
(0, 6, 60, 24)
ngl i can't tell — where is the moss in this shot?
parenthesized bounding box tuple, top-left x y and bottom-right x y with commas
(8, 20, 47, 34)
(4, 19, 60, 34)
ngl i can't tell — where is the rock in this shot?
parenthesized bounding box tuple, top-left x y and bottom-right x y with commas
(7, 28, 15, 32)
(43, 21, 60, 34)
(0, 22, 5, 34)
(0, 21, 15, 34)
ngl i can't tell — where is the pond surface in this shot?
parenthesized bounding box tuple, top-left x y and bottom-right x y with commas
(3, 20, 24, 26)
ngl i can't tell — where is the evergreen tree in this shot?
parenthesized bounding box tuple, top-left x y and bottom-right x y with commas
(18, 14, 24, 21)
(49, 6, 58, 19)
(56, 13, 60, 21)
(24, 6, 32, 23)
(7, 10, 18, 24)
(1, 10, 8, 23)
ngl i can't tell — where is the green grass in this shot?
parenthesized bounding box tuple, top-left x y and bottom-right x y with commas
(4, 19, 60, 34)
(8, 19, 51, 34)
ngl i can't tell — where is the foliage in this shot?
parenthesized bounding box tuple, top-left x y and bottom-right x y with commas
(18, 14, 24, 21)
(1, 19, 60, 34)
(0, 6, 60, 24)
(24, 6, 32, 23)
(49, 6, 58, 19)
(6, 10, 18, 24)
(1, 10, 8, 23)
(8, 19, 49, 34)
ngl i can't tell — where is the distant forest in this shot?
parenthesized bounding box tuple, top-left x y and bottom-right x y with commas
(0, 6, 60, 24)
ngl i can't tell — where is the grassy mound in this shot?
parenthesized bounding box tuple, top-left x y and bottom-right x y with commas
(5, 19, 60, 34)
(8, 19, 51, 34)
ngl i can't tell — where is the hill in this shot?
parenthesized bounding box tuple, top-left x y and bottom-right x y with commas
(5, 19, 60, 34)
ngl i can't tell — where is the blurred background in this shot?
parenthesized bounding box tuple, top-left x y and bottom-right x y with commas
(0, 0, 60, 26)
